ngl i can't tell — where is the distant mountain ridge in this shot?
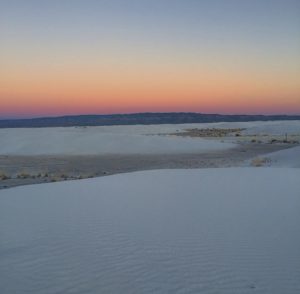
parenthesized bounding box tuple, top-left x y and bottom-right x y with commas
(0, 112, 299, 128)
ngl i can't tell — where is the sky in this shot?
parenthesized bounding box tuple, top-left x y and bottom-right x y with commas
(0, 0, 299, 118)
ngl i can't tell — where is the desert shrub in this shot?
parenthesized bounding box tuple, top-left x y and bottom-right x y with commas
(17, 172, 31, 179)
(0, 172, 10, 180)
(60, 174, 68, 179)
(251, 157, 269, 167)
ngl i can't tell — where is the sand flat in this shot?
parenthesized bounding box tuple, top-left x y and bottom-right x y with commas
(0, 126, 235, 155)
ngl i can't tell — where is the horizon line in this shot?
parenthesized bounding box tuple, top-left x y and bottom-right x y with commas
(1, 111, 300, 121)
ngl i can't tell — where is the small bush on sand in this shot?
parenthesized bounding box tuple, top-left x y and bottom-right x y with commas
(251, 157, 269, 167)
(17, 172, 31, 179)
(50, 175, 62, 182)
(0, 172, 10, 180)
(60, 174, 68, 180)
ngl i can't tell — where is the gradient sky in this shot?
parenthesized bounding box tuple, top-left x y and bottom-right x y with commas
(1, 0, 299, 118)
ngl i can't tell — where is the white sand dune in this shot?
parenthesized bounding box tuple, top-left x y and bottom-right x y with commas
(0, 167, 299, 294)
(240, 120, 300, 135)
(265, 146, 300, 168)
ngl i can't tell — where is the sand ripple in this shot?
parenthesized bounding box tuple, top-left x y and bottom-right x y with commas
(0, 168, 299, 293)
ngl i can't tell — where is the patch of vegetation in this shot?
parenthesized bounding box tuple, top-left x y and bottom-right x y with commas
(269, 138, 299, 144)
(0, 172, 10, 180)
(251, 157, 270, 167)
(172, 128, 246, 138)
(17, 172, 32, 179)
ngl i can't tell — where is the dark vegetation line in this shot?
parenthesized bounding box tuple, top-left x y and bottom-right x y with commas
(0, 112, 299, 128)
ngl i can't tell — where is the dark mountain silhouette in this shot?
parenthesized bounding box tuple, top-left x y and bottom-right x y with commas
(0, 112, 299, 128)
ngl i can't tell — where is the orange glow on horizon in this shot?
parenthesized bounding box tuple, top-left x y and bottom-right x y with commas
(1, 47, 300, 117)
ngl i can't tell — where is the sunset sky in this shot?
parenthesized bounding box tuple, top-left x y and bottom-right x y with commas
(1, 0, 299, 118)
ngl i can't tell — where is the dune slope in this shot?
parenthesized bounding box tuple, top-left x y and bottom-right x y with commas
(0, 168, 299, 294)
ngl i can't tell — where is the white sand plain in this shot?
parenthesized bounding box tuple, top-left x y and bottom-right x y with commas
(0, 126, 235, 155)
(1, 120, 299, 155)
(0, 120, 299, 293)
